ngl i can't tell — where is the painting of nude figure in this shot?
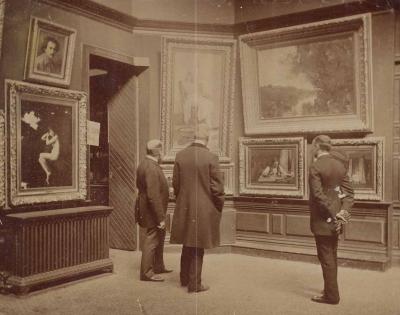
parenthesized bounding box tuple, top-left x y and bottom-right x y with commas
(6, 80, 87, 206)
(20, 100, 72, 188)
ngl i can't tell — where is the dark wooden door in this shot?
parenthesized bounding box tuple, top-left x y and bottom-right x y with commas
(108, 77, 138, 250)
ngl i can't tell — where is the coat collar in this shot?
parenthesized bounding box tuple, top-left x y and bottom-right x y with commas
(146, 155, 159, 164)
(190, 142, 208, 149)
(315, 153, 331, 161)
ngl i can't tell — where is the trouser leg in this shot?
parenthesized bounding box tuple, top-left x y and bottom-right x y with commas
(153, 228, 166, 273)
(315, 235, 339, 303)
(180, 246, 191, 286)
(188, 247, 204, 291)
(140, 227, 159, 279)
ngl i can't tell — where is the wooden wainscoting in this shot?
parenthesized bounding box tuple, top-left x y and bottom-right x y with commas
(233, 197, 392, 270)
(5, 206, 113, 294)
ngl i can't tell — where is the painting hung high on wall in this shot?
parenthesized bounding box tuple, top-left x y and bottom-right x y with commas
(239, 14, 372, 135)
(24, 17, 76, 87)
(161, 36, 236, 162)
(331, 138, 384, 200)
(239, 137, 305, 197)
(6, 80, 87, 206)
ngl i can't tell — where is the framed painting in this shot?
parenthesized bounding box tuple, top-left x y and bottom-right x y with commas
(24, 17, 76, 87)
(331, 137, 384, 201)
(161, 162, 234, 197)
(5, 80, 87, 206)
(219, 163, 234, 196)
(160, 36, 236, 162)
(239, 14, 372, 135)
(239, 137, 305, 197)
(0, 110, 4, 207)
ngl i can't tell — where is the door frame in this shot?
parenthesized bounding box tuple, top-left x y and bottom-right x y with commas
(82, 44, 143, 249)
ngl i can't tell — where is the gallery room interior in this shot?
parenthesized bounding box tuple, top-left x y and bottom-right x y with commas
(0, 0, 399, 313)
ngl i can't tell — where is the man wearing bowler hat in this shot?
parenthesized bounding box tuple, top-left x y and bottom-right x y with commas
(170, 123, 224, 293)
(309, 135, 354, 305)
(136, 139, 172, 282)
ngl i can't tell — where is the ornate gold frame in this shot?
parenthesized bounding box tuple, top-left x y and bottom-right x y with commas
(331, 137, 384, 201)
(239, 137, 306, 198)
(220, 163, 234, 196)
(239, 14, 372, 135)
(24, 16, 77, 87)
(160, 36, 236, 162)
(6, 80, 87, 206)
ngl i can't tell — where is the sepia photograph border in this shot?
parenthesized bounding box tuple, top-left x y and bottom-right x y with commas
(239, 14, 372, 135)
(6, 80, 87, 206)
(331, 137, 384, 201)
(160, 35, 236, 162)
(24, 16, 77, 87)
(239, 137, 305, 198)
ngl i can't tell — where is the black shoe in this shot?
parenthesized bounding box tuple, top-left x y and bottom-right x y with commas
(311, 295, 339, 305)
(140, 275, 164, 282)
(154, 269, 173, 274)
(188, 284, 210, 293)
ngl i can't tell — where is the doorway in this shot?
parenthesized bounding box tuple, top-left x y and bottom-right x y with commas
(83, 45, 144, 251)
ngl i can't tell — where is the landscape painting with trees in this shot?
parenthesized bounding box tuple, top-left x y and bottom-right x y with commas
(257, 35, 355, 119)
(239, 14, 372, 135)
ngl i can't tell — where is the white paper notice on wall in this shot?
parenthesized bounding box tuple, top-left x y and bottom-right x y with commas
(87, 120, 100, 146)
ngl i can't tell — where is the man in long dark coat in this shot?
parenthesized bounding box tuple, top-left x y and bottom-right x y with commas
(309, 135, 354, 305)
(136, 139, 172, 282)
(170, 124, 224, 293)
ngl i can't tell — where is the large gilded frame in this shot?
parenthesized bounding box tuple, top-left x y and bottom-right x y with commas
(160, 36, 236, 162)
(331, 137, 384, 201)
(239, 137, 305, 198)
(6, 80, 87, 206)
(239, 14, 372, 135)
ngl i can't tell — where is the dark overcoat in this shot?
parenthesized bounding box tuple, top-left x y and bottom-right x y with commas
(309, 154, 354, 236)
(170, 143, 224, 249)
(136, 157, 169, 228)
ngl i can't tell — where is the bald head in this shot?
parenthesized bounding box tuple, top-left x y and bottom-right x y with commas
(146, 139, 162, 158)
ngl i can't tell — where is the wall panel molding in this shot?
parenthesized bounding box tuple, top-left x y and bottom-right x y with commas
(37, 0, 393, 35)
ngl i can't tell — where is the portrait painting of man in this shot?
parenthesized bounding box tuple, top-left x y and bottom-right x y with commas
(34, 33, 64, 75)
(25, 17, 76, 86)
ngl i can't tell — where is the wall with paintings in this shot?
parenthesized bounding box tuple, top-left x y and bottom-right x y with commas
(0, 0, 398, 268)
(234, 9, 396, 269)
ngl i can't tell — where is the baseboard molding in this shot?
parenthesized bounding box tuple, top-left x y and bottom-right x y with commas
(164, 242, 390, 271)
(7, 259, 113, 295)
